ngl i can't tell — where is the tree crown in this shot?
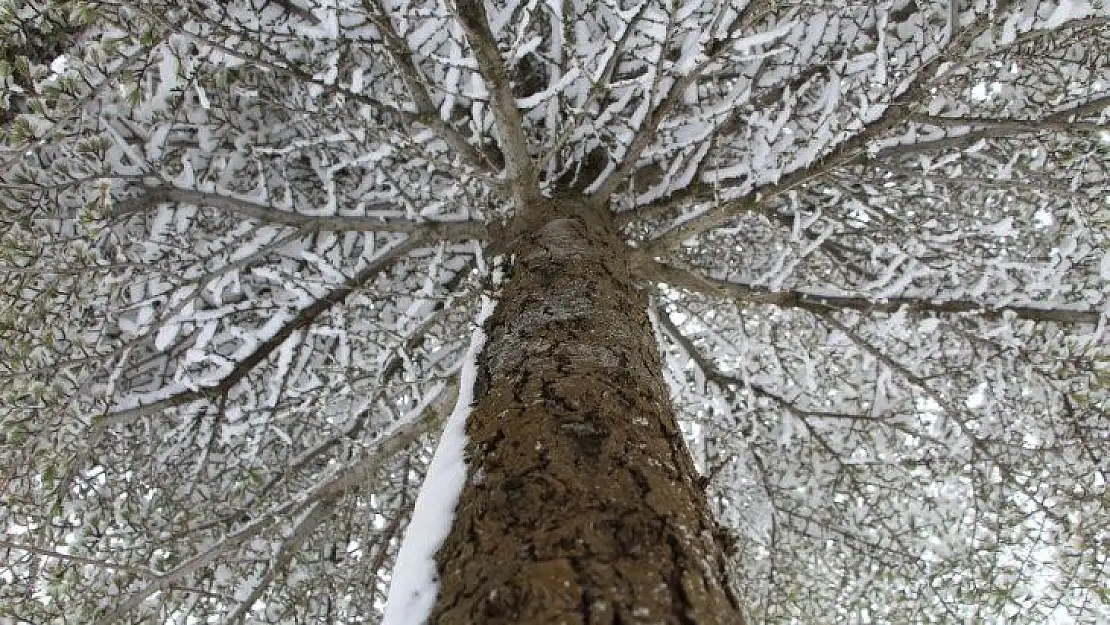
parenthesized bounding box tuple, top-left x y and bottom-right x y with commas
(1, 0, 1107, 622)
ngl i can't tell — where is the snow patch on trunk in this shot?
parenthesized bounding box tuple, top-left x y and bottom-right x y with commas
(381, 295, 496, 625)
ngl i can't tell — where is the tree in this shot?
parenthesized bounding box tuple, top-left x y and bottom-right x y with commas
(1, 0, 1107, 622)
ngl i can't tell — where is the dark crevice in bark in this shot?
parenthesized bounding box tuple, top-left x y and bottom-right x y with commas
(665, 533, 698, 625)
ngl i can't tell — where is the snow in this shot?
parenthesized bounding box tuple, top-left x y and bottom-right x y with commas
(380, 295, 496, 625)
(154, 323, 180, 352)
(50, 55, 68, 75)
(1033, 208, 1054, 229)
(1044, 0, 1094, 28)
(299, 0, 339, 39)
(516, 66, 580, 110)
(46, 55, 68, 83)
(195, 85, 210, 110)
(981, 217, 1016, 238)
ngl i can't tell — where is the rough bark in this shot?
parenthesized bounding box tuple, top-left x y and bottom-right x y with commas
(431, 198, 742, 624)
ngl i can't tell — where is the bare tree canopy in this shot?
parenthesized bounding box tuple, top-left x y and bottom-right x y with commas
(1, 0, 1107, 622)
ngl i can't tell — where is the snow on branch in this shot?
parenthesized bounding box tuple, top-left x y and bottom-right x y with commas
(588, 5, 779, 201)
(269, 0, 321, 26)
(0, 539, 153, 576)
(252, 285, 477, 503)
(157, 381, 457, 553)
(112, 187, 489, 238)
(875, 93, 1110, 158)
(117, 2, 487, 179)
(814, 312, 1071, 527)
(451, 0, 538, 205)
(95, 235, 430, 427)
(95, 507, 290, 623)
(100, 380, 461, 623)
(366, 0, 494, 173)
(640, 84, 1108, 252)
(657, 306, 825, 414)
(638, 259, 1104, 325)
(633, 8, 1023, 252)
(221, 499, 336, 625)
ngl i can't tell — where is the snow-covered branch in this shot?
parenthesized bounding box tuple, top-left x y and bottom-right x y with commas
(633, 8, 1016, 252)
(98, 385, 458, 622)
(95, 512, 288, 623)
(252, 285, 474, 503)
(366, 0, 495, 173)
(113, 187, 488, 238)
(815, 312, 1071, 528)
(638, 260, 1105, 325)
(94, 235, 432, 427)
(588, 4, 751, 201)
(222, 499, 335, 625)
(451, 0, 538, 205)
(876, 93, 1110, 158)
(0, 539, 153, 576)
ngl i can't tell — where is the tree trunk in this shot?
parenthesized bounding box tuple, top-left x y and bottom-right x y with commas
(431, 198, 742, 624)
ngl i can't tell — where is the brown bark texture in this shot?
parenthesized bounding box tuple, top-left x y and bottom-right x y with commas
(431, 198, 742, 624)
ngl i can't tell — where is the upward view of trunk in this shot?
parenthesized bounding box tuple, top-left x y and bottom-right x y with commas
(431, 197, 742, 623)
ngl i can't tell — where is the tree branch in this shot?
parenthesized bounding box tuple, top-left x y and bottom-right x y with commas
(906, 116, 1103, 134)
(0, 539, 153, 575)
(874, 93, 1110, 158)
(271, 0, 321, 25)
(120, 3, 487, 181)
(638, 89, 1109, 252)
(113, 186, 488, 238)
(655, 305, 868, 423)
(96, 510, 287, 622)
(537, 0, 652, 182)
(816, 312, 1069, 527)
(253, 283, 474, 502)
(224, 499, 336, 625)
(637, 259, 1103, 325)
(594, 6, 785, 202)
(634, 8, 1023, 252)
(95, 234, 434, 427)
(588, 4, 745, 201)
(99, 385, 451, 622)
(366, 0, 493, 172)
(452, 0, 538, 205)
